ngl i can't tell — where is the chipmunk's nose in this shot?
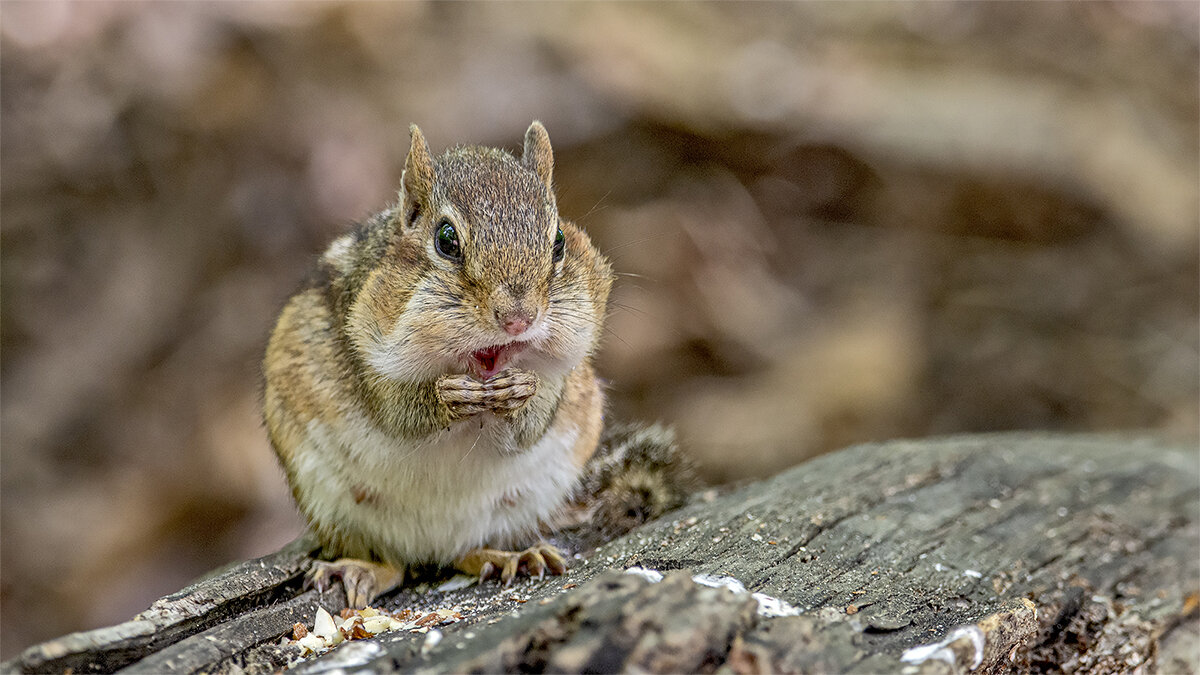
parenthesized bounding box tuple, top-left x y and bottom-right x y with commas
(496, 310, 532, 336)
(492, 282, 539, 336)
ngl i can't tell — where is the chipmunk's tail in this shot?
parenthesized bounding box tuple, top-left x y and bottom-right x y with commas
(552, 423, 697, 551)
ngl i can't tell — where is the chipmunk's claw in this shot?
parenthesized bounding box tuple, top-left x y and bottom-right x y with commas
(456, 543, 568, 586)
(306, 558, 404, 609)
(543, 547, 569, 575)
(478, 561, 497, 581)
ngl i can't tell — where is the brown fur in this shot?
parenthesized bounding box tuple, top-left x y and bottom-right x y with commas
(263, 122, 616, 579)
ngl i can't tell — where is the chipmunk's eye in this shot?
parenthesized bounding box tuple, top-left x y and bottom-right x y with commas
(435, 220, 462, 262)
(552, 227, 565, 263)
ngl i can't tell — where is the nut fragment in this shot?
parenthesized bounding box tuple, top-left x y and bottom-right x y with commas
(288, 604, 468, 659)
(296, 634, 326, 656)
(313, 607, 338, 642)
(340, 616, 372, 640)
(363, 615, 395, 634)
(414, 612, 441, 627)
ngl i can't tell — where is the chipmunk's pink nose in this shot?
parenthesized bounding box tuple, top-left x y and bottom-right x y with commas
(497, 311, 532, 336)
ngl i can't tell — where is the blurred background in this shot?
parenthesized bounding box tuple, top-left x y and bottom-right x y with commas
(1, 0, 1196, 658)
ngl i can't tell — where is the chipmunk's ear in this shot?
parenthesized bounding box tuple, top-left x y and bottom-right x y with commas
(523, 120, 554, 190)
(401, 124, 436, 227)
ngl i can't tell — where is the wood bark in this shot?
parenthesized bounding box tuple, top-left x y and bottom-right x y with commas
(5, 433, 1197, 674)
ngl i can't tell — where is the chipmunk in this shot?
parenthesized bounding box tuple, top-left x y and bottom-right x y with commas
(263, 122, 689, 608)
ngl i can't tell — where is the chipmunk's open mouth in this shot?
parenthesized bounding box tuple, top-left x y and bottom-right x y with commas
(469, 342, 526, 381)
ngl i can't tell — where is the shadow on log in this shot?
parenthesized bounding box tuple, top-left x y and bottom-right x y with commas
(5, 433, 1197, 674)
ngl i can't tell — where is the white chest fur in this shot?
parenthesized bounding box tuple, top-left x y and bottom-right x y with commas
(290, 409, 581, 564)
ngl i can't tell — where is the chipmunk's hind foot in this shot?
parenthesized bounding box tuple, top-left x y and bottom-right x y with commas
(307, 558, 405, 608)
(455, 543, 568, 586)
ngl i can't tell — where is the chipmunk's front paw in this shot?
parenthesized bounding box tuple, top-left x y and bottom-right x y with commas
(438, 374, 489, 419)
(306, 558, 405, 609)
(437, 370, 538, 420)
(454, 543, 568, 586)
(480, 370, 538, 416)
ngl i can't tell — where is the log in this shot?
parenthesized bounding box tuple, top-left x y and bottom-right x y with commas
(4, 433, 1196, 674)
(2, 537, 332, 674)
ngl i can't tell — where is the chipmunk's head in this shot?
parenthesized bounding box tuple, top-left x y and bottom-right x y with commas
(347, 121, 612, 383)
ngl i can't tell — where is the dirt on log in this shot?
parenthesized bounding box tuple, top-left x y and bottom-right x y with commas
(5, 433, 1197, 674)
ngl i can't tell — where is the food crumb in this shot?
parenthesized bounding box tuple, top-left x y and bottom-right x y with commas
(287, 605, 464, 658)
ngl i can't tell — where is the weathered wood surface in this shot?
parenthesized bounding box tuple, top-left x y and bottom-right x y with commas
(3, 536, 332, 674)
(5, 433, 1197, 674)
